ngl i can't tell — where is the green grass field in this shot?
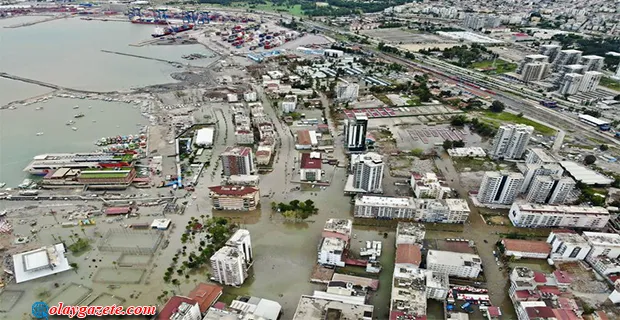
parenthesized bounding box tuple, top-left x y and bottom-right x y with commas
(483, 111, 555, 135)
(470, 59, 517, 74)
(599, 77, 620, 91)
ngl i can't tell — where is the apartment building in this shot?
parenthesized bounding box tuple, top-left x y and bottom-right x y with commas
(411, 172, 451, 199)
(580, 55, 605, 71)
(525, 174, 575, 204)
(578, 71, 603, 92)
(552, 49, 582, 71)
(559, 73, 583, 95)
(538, 44, 561, 62)
(344, 113, 368, 152)
(525, 148, 557, 166)
(318, 219, 352, 267)
(220, 146, 255, 176)
(477, 171, 524, 205)
(508, 202, 610, 230)
(583, 232, 620, 260)
(208, 185, 260, 211)
(281, 95, 297, 113)
(426, 250, 482, 278)
(353, 196, 470, 223)
(347, 152, 384, 193)
(521, 63, 549, 82)
(521, 162, 564, 192)
(210, 229, 253, 286)
(547, 230, 591, 261)
(489, 124, 533, 160)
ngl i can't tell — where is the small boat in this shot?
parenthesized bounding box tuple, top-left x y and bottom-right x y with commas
(36, 132, 44, 136)
(35, 106, 43, 110)
(92, 120, 96, 123)
(74, 113, 84, 118)
(65, 120, 75, 125)
(88, 106, 92, 109)
(0, 183, 6, 188)
(73, 105, 79, 109)
(72, 127, 78, 131)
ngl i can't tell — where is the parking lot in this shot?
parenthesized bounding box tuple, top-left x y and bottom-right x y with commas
(360, 28, 456, 45)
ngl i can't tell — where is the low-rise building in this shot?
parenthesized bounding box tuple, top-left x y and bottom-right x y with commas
(295, 130, 319, 150)
(395, 244, 422, 268)
(501, 239, 551, 259)
(547, 230, 591, 261)
(447, 147, 486, 158)
(187, 283, 223, 314)
(282, 95, 297, 113)
(426, 271, 450, 300)
(208, 185, 260, 211)
(292, 295, 373, 320)
(224, 175, 260, 187)
(318, 237, 346, 267)
(589, 256, 620, 276)
(508, 202, 610, 229)
(426, 250, 482, 278)
(12, 243, 72, 283)
(583, 231, 620, 260)
(234, 129, 254, 145)
(395, 222, 426, 247)
(158, 296, 201, 320)
(390, 266, 427, 318)
(300, 152, 322, 181)
(255, 145, 273, 166)
(411, 172, 451, 199)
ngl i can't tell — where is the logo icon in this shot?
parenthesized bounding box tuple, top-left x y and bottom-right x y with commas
(32, 301, 49, 319)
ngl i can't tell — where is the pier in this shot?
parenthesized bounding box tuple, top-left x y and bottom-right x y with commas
(100, 50, 183, 67)
(4, 15, 69, 28)
(0, 72, 120, 94)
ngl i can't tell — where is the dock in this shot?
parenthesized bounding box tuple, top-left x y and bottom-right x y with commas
(100, 50, 183, 67)
(0, 72, 119, 95)
(4, 15, 68, 29)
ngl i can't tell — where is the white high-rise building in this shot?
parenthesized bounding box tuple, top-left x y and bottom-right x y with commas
(525, 174, 575, 204)
(559, 73, 583, 95)
(539, 44, 561, 62)
(517, 54, 548, 74)
(578, 71, 603, 92)
(489, 124, 534, 160)
(555, 64, 585, 85)
(210, 246, 248, 286)
(552, 49, 583, 71)
(210, 229, 253, 286)
(336, 82, 359, 102)
(521, 163, 564, 193)
(344, 113, 368, 152)
(477, 171, 524, 205)
(580, 55, 605, 71)
(282, 95, 298, 113)
(525, 148, 557, 166)
(350, 152, 384, 193)
(521, 63, 548, 82)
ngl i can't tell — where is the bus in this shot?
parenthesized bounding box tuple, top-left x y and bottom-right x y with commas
(578, 114, 611, 131)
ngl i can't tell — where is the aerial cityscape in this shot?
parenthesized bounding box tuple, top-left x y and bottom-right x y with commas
(1, 0, 620, 319)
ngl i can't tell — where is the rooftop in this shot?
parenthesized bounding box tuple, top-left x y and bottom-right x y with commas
(229, 296, 281, 320)
(227, 229, 251, 247)
(512, 202, 609, 216)
(300, 152, 322, 169)
(395, 244, 422, 266)
(320, 237, 346, 253)
(157, 296, 197, 320)
(559, 161, 614, 185)
(528, 148, 557, 164)
(502, 239, 551, 255)
(444, 199, 471, 212)
(323, 219, 353, 236)
(13, 243, 72, 283)
(550, 231, 589, 245)
(209, 185, 259, 197)
(351, 152, 383, 166)
(355, 195, 413, 208)
(293, 295, 373, 320)
(222, 146, 252, 157)
(427, 250, 481, 268)
(211, 246, 242, 261)
(188, 283, 223, 313)
(396, 223, 426, 246)
(582, 231, 620, 247)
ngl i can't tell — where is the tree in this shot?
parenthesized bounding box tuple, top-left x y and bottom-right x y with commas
(450, 115, 468, 127)
(442, 140, 454, 150)
(489, 100, 505, 113)
(453, 140, 466, 148)
(69, 262, 78, 273)
(410, 148, 424, 157)
(600, 144, 609, 151)
(584, 155, 597, 165)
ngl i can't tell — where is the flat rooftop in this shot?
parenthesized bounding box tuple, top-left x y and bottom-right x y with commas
(513, 202, 609, 216)
(293, 295, 373, 320)
(582, 232, 620, 247)
(427, 249, 481, 268)
(396, 223, 426, 246)
(12, 243, 72, 283)
(323, 219, 352, 236)
(226, 229, 251, 246)
(320, 237, 345, 252)
(550, 232, 588, 245)
(355, 195, 413, 208)
(559, 161, 614, 185)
